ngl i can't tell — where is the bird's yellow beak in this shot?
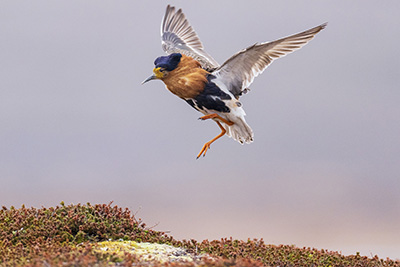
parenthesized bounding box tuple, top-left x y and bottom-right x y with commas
(142, 67, 164, 85)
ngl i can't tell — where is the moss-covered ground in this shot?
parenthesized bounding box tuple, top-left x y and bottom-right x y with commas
(1, 203, 399, 266)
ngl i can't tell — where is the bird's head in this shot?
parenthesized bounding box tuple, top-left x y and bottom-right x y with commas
(142, 53, 182, 84)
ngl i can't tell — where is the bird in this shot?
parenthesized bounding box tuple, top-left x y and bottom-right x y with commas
(142, 5, 326, 159)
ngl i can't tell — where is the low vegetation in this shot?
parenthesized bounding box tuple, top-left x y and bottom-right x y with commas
(1, 203, 398, 266)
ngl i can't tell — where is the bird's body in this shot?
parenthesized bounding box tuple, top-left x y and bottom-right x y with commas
(142, 5, 326, 158)
(161, 55, 208, 99)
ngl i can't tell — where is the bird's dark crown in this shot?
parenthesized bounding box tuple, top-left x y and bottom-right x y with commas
(154, 53, 182, 71)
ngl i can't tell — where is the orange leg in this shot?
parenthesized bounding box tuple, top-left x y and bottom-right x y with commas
(197, 121, 229, 159)
(198, 114, 234, 126)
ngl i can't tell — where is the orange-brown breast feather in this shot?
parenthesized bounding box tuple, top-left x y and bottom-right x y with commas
(162, 55, 209, 99)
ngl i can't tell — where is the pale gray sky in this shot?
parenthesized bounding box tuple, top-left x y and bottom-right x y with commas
(1, 0, 399, 260)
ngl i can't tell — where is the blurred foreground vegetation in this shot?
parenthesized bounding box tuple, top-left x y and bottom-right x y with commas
(1, 203, 399, 266)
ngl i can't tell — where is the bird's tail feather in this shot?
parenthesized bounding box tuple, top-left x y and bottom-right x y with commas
(223, 118, 253, 144)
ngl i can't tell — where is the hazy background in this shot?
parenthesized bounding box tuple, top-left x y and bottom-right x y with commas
(1, 0, 399, 260)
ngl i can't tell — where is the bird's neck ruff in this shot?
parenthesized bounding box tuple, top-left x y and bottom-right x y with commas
(161, 55, 209, 99)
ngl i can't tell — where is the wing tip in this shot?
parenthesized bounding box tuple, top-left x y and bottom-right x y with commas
(320, 22, 328, 30)
(160, 4, 209, 53)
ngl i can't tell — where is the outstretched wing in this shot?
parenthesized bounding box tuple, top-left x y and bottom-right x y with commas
(213, 23, 327, 99)
(161, 5, 219, 71)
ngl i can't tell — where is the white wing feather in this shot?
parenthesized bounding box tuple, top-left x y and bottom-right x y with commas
(213, 23, 327, 98)
(161, 5, 219, 71)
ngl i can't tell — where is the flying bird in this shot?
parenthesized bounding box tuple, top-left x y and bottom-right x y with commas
(142, 5, 326, 158)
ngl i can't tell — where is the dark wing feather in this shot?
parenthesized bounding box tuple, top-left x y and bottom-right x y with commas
(213, 23, 327, 98)
(161, 5, 219, 71)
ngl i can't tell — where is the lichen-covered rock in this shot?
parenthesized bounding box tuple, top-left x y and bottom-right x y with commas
(94, 241, 212, 264)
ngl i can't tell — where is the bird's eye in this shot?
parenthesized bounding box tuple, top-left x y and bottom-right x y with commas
(159, 68, 165, 72)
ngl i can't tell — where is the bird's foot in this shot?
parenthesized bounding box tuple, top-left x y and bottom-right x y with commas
(196, 142, 212, 159)
(198, 114, 234, 126)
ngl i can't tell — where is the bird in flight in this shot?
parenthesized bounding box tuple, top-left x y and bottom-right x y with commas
(143, 5, 326, 159)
